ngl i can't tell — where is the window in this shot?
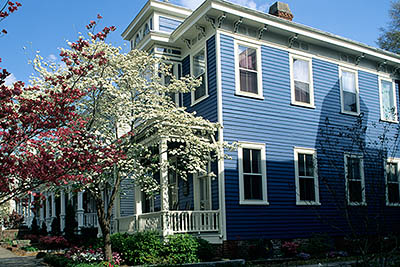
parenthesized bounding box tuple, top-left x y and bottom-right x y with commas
(194, 163, 211, 210)
(143, 23, 150, 36)
(234, 41, 263, 99)
(379, 78, 398, 122)
(290, 54, 314, 107)
(344, 154, 365, 205)
(191, 47, 208, 105)
(164, 63, 181, 106)
(386, 159, 400, 205)
(340, 68, 359, 115)
(168, 157, 179, 210)
(134, 33, 141, 48)
(238, 143, 268, 205)
(294, 148, 320, 205)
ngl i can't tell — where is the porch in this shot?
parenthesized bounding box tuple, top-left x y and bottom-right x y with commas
(115, 137, 223, 243)
(116, 210, 221, 243)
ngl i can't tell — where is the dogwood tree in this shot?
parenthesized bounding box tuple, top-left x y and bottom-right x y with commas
(31, 20, 225, 260)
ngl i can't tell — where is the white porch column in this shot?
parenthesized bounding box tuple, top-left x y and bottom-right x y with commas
(39, 199, 44, 228)
(45, 193, 51, 232)
(51, 193, 56, 219)
(28, 193, 34, 227)
(77, 191, 84, 232)
(60, 191, 66, 233)
(159, 137, 170, 237)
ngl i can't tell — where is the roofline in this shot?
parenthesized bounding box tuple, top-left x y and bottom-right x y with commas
(171, 0, 400, 65)
(122, 0, 192, 41)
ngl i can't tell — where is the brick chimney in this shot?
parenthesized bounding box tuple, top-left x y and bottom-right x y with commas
(269, 2, 293, 21)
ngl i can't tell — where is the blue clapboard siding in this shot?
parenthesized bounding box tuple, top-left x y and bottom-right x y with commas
(220, 33, 400, 240)
(180, 35, 219, 211)
(183, 35, 218, 123)
(120, 178, 135, 216)
(159, 16, 182, 33)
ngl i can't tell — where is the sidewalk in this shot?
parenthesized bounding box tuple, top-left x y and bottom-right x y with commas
(0, 246, 46, 266)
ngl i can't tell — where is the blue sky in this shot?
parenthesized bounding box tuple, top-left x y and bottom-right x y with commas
(1, 0, 393, 85)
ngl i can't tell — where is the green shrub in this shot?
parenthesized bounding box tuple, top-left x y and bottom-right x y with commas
(110, 231, 163, 265)
(43, 254, 74, 267)
(22, 246, 38, 252)
(197, 237, 215, 261)
(162, 234, 200, 264)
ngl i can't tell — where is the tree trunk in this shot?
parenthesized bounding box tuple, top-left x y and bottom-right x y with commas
(95, 192, 113, 262)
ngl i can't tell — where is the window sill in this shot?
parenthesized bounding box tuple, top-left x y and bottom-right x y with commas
(191, 94, 209, 107)
(386, 203, 400, 207)
(235, 92, 264, 100)
(340, 111, 361, 117)
(291, 102, 315, 109)
(380, 118, 399, 124)
(347, 202, 367, 206)
(296, 201, 321, 206)
(240, 200, 269, 205)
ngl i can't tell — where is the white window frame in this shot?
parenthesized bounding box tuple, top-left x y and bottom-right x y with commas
(344, 153, 366, 206)
(190, 45, 208, 106)
(379, 77, 398, 123)
(238, 142, 268, 205)
(385, 158, 400, 206)
(163, 62, 181, 107)
(289, 54, 315, 108)
(339, 67, 360, 116)
(294, 147, 320, 205)
(193, 162, 212, 210)
(234, 40, 263, 100)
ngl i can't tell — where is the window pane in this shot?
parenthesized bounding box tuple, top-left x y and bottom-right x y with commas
(381, 80, 396, 120)
(387, 163, 398, 182)
(299, 178, 315, 201)
(293, 58, 309, 83)
(252, 149, 261, 174)
(298, 154, 305, 177)
(294, 81, 310, 103)
(343, 91, 357, 112)
(305, 154, 314, 176)
(244, 174, 262, 200)
(348, 158, 361, 180)
(193, 49, 205, 77)
(388, 183, 400, 203)
(240, 70, 258, 94)
(238, 45, 256, 70)
(349, 180, 362, 203)
(342, 71, 356, 93)
(194, 73, 206, 100)
(243, 148, 251, 173)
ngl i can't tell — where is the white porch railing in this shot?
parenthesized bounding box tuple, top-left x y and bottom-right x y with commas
(83, 213, 98, 227)
(116, 210, 220, 234)
(117, 215, 136, 233)
(169, 210, 220, 233)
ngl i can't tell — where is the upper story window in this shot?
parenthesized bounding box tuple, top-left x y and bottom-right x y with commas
(340, 67, 359, 115)
(294, 148, 320, 205)
(238, 142, 268, 205)
(379, 77, 398, 122)
(191, 47, 208, 105)
(134, 33, 141, 48)
(144, 23, 150, 36)
(386, 159, 400, 206)
(234, 40, 263, 99)
(290, 54, 314, 108)
(344, 154, 365, 205)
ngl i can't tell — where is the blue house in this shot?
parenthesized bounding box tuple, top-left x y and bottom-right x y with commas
(117, 0, 400, 248)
